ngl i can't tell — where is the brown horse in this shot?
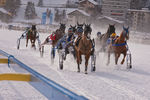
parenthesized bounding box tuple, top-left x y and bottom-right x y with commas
(107, 26, 130, 66)
(40, 23, 66, 58)
(52, 23, 66, 47)
(75, 24, 93, 74)
(99, 24, 116, 52)
(26, 25, 37, 49)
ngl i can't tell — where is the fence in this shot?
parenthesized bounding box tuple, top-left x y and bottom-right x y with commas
(0, 49, 88, 100)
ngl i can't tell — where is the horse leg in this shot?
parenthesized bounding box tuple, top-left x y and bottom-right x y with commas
(33, 39, 36, 49)
(121, 52, 126, 64)
(115, 53, 120, 65)
(26, 37, 29, 47)
(85, 55, 90, 74)
(77, 51, 81, 72)
(107, 51, 111, 65)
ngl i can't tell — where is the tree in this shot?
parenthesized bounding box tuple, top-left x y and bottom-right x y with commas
(54, 8, 59, 22)
(38, 0, 43, 7)
(25, 2, 37, 19)
(62, 10, 66, 19)
(3, 0, 21, 16)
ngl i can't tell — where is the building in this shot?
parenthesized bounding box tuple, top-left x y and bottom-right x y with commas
(127, 8, 150, 32)
(67, 9, 90, 25)
(130, 0, 147, 10)
(93, 16, 124, 31)
(101, 0, 130, 21)
(78, 0, 98, 15)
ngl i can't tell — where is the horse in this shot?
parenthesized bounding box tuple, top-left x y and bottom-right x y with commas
(64, 25, 77, 58)
(99, 24, 116, 52)
(51, 23, 66, 59)
(107, 26, 130, 68)
(40, 23, 66, 59)
(75, 24, 94, 74)
(56, 25, 77, 69)
(26, 25, 37, 49)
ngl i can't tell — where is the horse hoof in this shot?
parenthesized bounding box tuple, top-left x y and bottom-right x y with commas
(85, 72, 88, 74)
(129, 65, 132, 69)
(92, 67, 96, 72)
(77, 70, 80, 73)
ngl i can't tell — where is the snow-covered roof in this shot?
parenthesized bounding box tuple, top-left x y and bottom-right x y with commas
(98, 16, 124, 24)
(128, 8, 150, 13)
(21, 0, 68, 5)
(67, 9, 90, 16)
(80, 0, 98, 5)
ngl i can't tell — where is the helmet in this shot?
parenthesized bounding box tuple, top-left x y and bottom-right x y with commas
(68, 28, 73, 33)
(111, 33, 116, 37)
(97, 32, 101, 36)
(77, 28, 83, 33)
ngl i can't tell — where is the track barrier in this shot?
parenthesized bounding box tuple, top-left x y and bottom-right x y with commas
(0, 58, 8, 63)
(0, 73, 31, 81)
(0, 49, 88, 100)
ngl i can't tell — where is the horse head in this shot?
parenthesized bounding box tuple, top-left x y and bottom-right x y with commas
(76, 22, 84, 36)
(84, 24, 92, 38)
(59, 23, 66, 33)
(122, 26, 129, 40)
(32, 24, 36, 31)
(107, 24, 115, 36)
(70, 25, 76, 33)
(77, 22, 84, 29)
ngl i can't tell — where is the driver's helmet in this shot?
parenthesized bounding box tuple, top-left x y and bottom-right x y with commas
(76, 28, 83, 33)
(26, 27, 30, 30)
(68, 28, 73, 33)
(110, 33, 116, 38)
(97, 32, 101, 36)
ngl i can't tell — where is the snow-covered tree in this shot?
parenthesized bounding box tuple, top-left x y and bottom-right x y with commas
(54, 8, 60, 22)
(25, 2, 37, 19)
(38, 0, 43, 7)
(3, 0, 21, 17)
(62, 9, 66, 19)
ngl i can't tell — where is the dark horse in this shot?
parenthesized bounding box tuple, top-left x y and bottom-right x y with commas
(107, 26, 131, 68)
(26, 25, 37, 49)
(99, 24, 115, 51)
(51, 23, 66, 59)
(75, 24, 93, 74)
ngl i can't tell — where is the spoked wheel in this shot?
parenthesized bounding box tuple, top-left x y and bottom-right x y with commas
(17, 38, 20, 50)
(91, 52, 96, 72)
(126, 51, 132, 69)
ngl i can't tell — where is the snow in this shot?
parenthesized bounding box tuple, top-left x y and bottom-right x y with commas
(67, 9, 90, 16)
(14, 1, 77, 24)
(80, 0, 98, 5)
(21, 0, 68, 5)
(0, 8, 10, 14)
(0, 28, 150, 100)
(98, 16, 124, 24)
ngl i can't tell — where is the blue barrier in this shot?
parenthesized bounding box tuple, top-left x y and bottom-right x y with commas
(0, 49, 88, 100)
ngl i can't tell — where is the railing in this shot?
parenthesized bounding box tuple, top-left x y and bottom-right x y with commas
(0, 49, 88, 100)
